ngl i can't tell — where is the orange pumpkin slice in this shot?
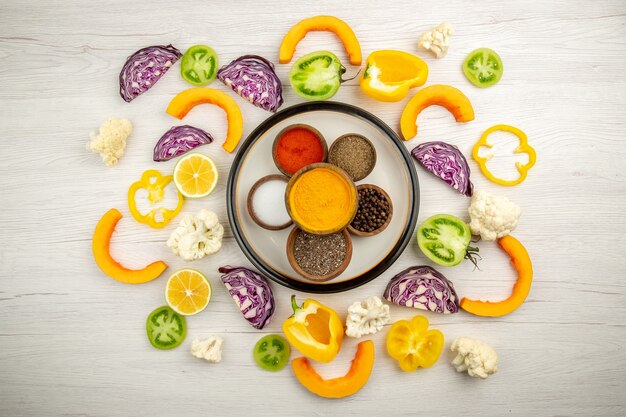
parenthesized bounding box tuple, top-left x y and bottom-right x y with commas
(92, 208, 167, 284)
(400, 84, 475, 140)
(291, 340, 374, 398)
(166, 88, 243, 153)
(279, 15, 362, 66)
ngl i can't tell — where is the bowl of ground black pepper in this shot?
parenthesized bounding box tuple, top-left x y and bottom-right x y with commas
(328, 133, 377, 181)
(348, 184, 394, 237)
(286, 227, 353, 282)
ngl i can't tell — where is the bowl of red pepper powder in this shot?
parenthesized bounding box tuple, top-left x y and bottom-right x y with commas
(272, 124, 328, 176)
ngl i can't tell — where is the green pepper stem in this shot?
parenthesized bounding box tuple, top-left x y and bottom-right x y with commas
(290, 295, 301, 314)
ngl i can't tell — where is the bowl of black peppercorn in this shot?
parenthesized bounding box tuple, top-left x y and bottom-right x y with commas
(348, 184, 393, 237)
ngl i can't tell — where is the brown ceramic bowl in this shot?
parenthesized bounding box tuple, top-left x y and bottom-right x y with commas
(286, 227, 353, 282)
(328, 133, 377, 181)
(285, 163, 358, 235)
(348, 184, 394, 237)
(272, 124, 328, 177)
(247, 174, 293, 230)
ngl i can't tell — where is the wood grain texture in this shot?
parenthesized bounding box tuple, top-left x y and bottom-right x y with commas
(1, 0, 625, 416)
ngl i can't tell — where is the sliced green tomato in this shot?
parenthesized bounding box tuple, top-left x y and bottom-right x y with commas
(253, 334, 291, 372)
(146, 306, 187, 350)
(289, 51, 345, 101)
(462, 48, 503, 88)
(181, 45, 218, 86)
(417, 214, 471, 267)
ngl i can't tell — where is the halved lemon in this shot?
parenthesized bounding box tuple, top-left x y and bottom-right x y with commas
(173, 153, 218, 198)
(165, 269, 211, 316)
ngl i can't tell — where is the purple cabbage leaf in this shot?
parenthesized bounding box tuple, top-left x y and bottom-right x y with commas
(217, 55, 283, 112)
(383, 265, 459, 314)
(119, 44, 182, 103)
(219, 266, 275, 329)
(153, 125, 213, 161)
(411, 141, 473, 197)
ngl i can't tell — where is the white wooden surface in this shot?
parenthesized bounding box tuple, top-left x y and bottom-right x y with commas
(1, 1, 625, 416)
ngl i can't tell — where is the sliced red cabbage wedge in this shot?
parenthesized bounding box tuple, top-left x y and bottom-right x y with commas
(411, 141, 473, 197)
(217, 55, 284, 112)
(383, 265, 459, 314)
(153, 125, 213, 162)
(119, 44, 182, 102)
(219, 266, 275, 329)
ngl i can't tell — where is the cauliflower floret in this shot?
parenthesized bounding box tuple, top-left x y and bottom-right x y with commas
(345, 296, 391, 338)
(418, 22, 454, 58)
(167, 209, 224, 261)
(451, 336, 498, 379)
(468, 190, 521, 241)
(191, 335, 223, 363)
(87, 118, 132, 166)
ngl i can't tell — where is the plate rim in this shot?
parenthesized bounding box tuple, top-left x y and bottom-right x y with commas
(226, 101, 420, 293)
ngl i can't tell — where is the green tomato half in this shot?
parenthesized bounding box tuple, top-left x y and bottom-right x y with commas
(181, 44, 218, 86)
(417, 214, 471, 267)
(462, 48, 503, 88)
(289, 51, 345, 101)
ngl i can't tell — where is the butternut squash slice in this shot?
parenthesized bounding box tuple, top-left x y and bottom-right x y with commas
(92, 208, 167, 284)
(461, 235, 533, 317)
(279, 16, 362, 66)
(291, 340, 374, 398)
(400, 84, 475, 140)
(166, 88, 243, 153)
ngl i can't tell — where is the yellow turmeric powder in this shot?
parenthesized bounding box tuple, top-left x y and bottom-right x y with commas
(287, 166, 357, 233)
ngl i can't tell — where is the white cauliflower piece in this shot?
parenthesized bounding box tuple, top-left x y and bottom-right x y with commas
(468, 190, 521, 241)
(451, 337, 498, 379)
(167, 209, 224, 261)
(87, 118, 132, 166)
(418, 22, 454, 58)
(345, 296, 391, 338)
(191, 335, 223, 363)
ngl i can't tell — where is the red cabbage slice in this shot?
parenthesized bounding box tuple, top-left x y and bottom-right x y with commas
(153, 125, 213, 161)
(119, 44, 182, 102)
(219, 266, 275, 329)
(217, 55, 283, 112)
(411, 141, 473, 197)
(383, 266, 459, 314)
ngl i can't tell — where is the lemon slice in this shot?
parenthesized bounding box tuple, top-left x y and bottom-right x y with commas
(165, 269, 212, 316)
(173, 153, 218, 198)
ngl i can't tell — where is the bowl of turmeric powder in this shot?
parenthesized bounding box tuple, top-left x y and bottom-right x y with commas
(285, 163, 358, 235)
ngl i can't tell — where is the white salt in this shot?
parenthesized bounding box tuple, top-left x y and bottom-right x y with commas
(251, 180, 291, 226)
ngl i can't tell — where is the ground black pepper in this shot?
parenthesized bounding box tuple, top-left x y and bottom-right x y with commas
(351, 187, 391, 233)
(328, 135, 376, 181)
(293, 231, 347, 276)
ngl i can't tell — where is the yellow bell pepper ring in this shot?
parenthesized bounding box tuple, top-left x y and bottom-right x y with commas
(473, 124, 536, 186)
(282, 295, 344, 363)
(127, 169, 184, 229)
(386, 315, 444, 372)
(359, 50, 428, 102)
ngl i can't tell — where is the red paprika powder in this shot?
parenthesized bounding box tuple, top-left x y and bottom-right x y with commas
(274, 127, 325, 175)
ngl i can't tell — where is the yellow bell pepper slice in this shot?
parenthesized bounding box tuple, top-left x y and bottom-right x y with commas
(473, 124, 536, 186)
(386, 315, 444, 372)
(282, 295, 344, 363)
(359, 50, 428, 102)
(127, 169, 183, 229)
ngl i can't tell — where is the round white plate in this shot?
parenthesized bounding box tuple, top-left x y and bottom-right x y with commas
(227, 102, 419, 293)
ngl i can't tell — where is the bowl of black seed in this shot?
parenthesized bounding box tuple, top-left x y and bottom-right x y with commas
(348, 184, 393, 237)
(328, 133, 377, 181)
(286, 227, 353, 282)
